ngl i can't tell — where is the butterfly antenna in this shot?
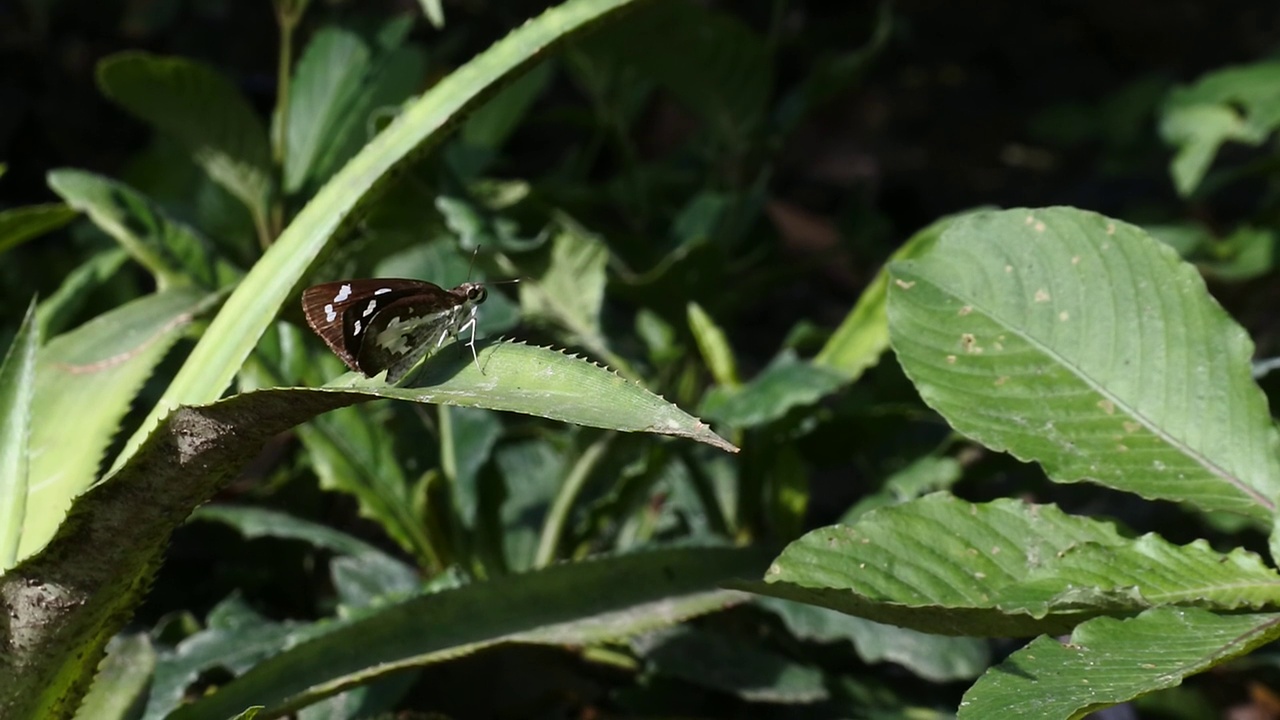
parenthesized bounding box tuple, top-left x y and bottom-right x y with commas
(466, 245, 481, 281)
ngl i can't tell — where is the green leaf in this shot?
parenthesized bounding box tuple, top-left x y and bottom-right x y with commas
(839, 455, 963, 524)
(443, 405, 503, 526)
(495, 438, 563, 572)
(758, 597, 989, 683)
(97, 52, 273, 230)
(1160, 61, 1280, 196)
(144, 597, 304, 720)
(36, 248, 131, 337)
(1, 336, 733, 718)
(166, 547, 766, 719)
(73, 634, 156, 720)
(48, 169, 234, 289)
(583, 0, 771, 148)
(307, 44, 427, 192)
(283, 27, 372, 193)
(416, 0, 445, 28)
(638, 626, 828, 703)
(334, 340, 734, 452)
(21, 287, 211, 563)
(0, 203, 77, 255)
(887, 207, 1280, 521)
(190, 505, 387, 557)
(957, 608, 1280, 720)
(122, 0, 642, 471)
(700, 351, 845, 429)
(740, 494, 1280, 637)
(297, 403, 433, 562)
(814, 212, 960, 379)
(0, 300, 40, 570)
(687, 301, 739, 387)
(520, 215, 609, 346)
(461, 59, 552, 149)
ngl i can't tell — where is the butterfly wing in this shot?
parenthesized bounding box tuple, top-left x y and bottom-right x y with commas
(300, 279, 450, 372)
(356, 291, 470, 381)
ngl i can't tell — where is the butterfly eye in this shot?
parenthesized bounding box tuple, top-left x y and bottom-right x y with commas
(471, 287, 487, 302)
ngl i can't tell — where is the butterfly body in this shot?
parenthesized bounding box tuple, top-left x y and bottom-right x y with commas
(301, 278, 488, 381)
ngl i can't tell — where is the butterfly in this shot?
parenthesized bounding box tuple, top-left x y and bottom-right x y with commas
(301, 278, 489, 382)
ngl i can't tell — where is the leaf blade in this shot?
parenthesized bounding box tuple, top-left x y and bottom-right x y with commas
(887, 207, 1280, 520)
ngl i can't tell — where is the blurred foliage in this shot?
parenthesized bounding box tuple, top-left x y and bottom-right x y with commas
(4, 1, 1280, 719)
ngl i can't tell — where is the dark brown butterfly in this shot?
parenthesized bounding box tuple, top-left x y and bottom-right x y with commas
(301, 278, 488, 382)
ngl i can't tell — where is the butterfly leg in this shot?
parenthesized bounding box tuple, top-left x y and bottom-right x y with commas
(456, 307, 481, 372)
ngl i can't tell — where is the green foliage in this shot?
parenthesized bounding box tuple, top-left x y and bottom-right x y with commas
(5, 2, 1280, 720)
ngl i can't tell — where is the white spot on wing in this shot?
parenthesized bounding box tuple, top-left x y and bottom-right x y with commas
(362, 299, 378, 317)
(324, 304, 337, 323)
(333, 284, 352, 303)
(374, 288, 392, 295)
(353, 319, 363, 336)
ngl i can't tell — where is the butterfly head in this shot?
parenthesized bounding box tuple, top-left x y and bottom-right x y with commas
(455, 282, 487, 305)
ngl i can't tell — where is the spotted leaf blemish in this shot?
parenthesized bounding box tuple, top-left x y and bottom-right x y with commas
(958, 305, 973, 316)
(1097, 399, 1115, 414)
(1059, 311, 1070, 321)
(1035, 289, 1050, 303)
(961, 333, 983, 354)
(894, 279, 916, 289)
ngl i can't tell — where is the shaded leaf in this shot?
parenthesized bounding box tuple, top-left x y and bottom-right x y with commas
(190, 505, 387, 557)
(144, 597, 303, 720)
(283, 27, 373, 193)
(169, 547, 766, 719)
(520, 215, 608, 346)
(48, 169, 234, 289)
(687, 301, 739, 387)
(97, 53, 273, 225)
(1160, 61, 1280, 195)
(758, 597, 989, 683)
(36, 248, 131, 337)
(0, 203, 77, 255)
(700, 351, 845, 429)
(637, 626, 828, 703)
(814, 212, 961, 379)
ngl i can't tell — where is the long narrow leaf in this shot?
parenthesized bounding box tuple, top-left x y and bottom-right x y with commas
(117, 0, 643, 471)
(0, 300, 40, 569)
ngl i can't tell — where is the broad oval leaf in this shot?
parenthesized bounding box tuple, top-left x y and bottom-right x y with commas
(958, 608, 1280, 720)
(742, 493, 1280, 637)
(97, 53, 273, 225)
(887, 207, 1280, 521)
